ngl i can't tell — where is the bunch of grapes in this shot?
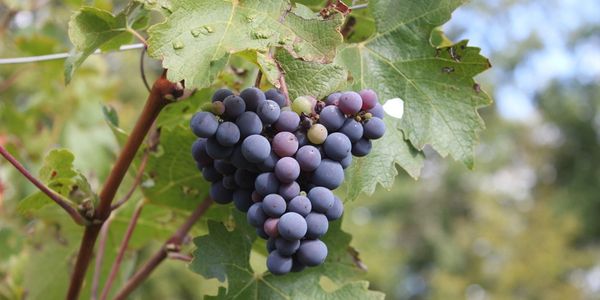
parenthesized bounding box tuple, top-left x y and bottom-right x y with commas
(190, 86, 385, 275)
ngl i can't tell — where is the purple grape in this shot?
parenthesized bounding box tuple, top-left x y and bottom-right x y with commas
(279, 181, 300, 201)
(338, 91, 363, 115)
(297, 239, 327, 266)
(359, 89, 378, 110)
(278, 212, 307, 241)
(263, 194, 287, 217)
(258, 151, 278, 172)
(201, 166, 222, 182)
(212, 88, 234, 102)
(233, 189, 253, 212)
(363, 117, 386, 139)
(255, 172, 280, 196)
(240, 87, 266, 111)
(257, 100, 281, 124)
(274, 157, 300, 183)
(223, 95, 246, 119)
(305, 213, 329, 239)
(275, 111, 300, 132)
(294, 130, 308, 147)
(230, 146, 255, 170)
(265, 88, 286, 107)
(275, 238, 300, 256)
(307, 187, 334, 213)
(236, 111, 263, 138)
(319, 106, 345, 132)
(267, 251, 292, 275)
(313, 159, 344, 189)
(247, 202, 267, 227)
(339, 119, 364, 143)
(206, 138, 233, 159)
(287, 195, 312, 216)
(326, 196, 344, 221)
(264, 218, 280, 237)
(215, 121, 240, 146)
(368, 103, 384, 119)
(323, 132, 351, 161)
(295, 145, 321, 172)
(241, 135, 271, 163)
(191, 138, 213, 168)
(190, 112, 218, 138)
(272, 132, 299, 157)
(352, 138, 372, 157)
(209, 181, 233, 204)
(325, 92, 341, 106)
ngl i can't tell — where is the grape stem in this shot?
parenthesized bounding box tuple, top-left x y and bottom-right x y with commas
(0, 145, 89, 226)
(66, 71, 182, 300)
(112, 197, 213, 300)
(254, 69, 262, 88)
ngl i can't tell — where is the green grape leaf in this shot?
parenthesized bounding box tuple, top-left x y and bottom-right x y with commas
(17, 149, 95, 214)
(65, 3, 149, 83)
(275, 49, 347, 100)
(141, 126, 209, 210)
(190, 213, 384, 299)
(344, 118, 424, 201)
(336, 0, 492, 168)
(146, 0, 343, 89)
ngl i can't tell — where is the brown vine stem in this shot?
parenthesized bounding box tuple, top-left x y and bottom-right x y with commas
(112, 197, 213, 300)
(110, 150, 150, 211)
(66, 71, 181, 300)
(0, 145, 88, 225)
(90, 217, 113, 300)
(99, 200, 146, 300)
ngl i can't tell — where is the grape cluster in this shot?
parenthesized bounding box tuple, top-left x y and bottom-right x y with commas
(190, 87, 385, 275)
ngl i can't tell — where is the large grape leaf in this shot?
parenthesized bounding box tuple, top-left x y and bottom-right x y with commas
(190, 213, 384, 299)
(336, 0, 492, 168)
(146, 0, 343, 89)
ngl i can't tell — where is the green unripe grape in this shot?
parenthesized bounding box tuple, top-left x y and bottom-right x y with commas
(307, 124, 328, 144)
(201, 102, 225, 115)
(292, 96, 315, 115)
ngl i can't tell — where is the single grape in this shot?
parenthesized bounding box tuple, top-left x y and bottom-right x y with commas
(263, 218, 280, 237)
(272, 132, 299, 157)
(295, 130, 308, 147)
(279, 181, 300, 201)
(241, 135, 271, 163)
(313, 159, 344, 189)
(223, 95, 246, 119)
(352, 138, 372, 157)
(295, 145, 321, 172)
(307, 187, 334, 213)
(340, 153, 352, 169)
(297, 239, 327, 267)
(323, 132, 352, 161)
(275, 111, 300, 132)
(287, 195, 312, 216)
(305, 213, 329, 239)
(206, 138, 233, 159)
(326, 196, 344, 221)
(190, 112, 219, 138)
(213, 159, 236, 175)
(275, 238, 300, 256)
(339, 118, 364, 143)
(258, 151, 278, 172)
(359, 89, 378, 110)
(325, 92, 341, 106)
(230, 146, 255, 170)
(240, 87, 266, 111)
(292, 96, 314, 115)
(247, 202, 267, 227)
(267, 237, 277, 253)
(201, 166, 222, 182)
(212, 88, 234, 102)
(263, 194, 287, 217)
(265, 88, 287, 108)
(267, 251, 292, 275)
(255, 172, 280, 196)
(257, 100, 281, 124)
(191, 138, 213, 168)
(319, 106, 345, 131)
(215, 121, 240, 146)
(236, 111, 263, 138)
(209, 181, 233, 204)
(307, 124, 328, 145)
(234, 169, 258, 189)
(278, 212, 307, 241)
(222, 175, 237, 189)
(233, 189, 253, 212)
(275, 157, 300, 183)
(338, 91, 363, 115)
(256, 227, 269, 239)
(363, 117, 386, 139)
(368, 103, 385, 119)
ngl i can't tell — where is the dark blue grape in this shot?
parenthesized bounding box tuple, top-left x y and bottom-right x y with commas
(278, 212, 307, 241)
(267, 237, 277, 253)
(247, 202, 267, 227)
(274, 157, 300, 183)
(295, 145, 321, 172)
(265, 88, 286, 107)
(190, 112, 219, 138)
(212, 88, 234, 102)
(352, 138, 372, 157)
(256, 227, 269, 239)
(236, 111, 263, 138)
(339, 118, 364, 143)
(319, 106, 345, 132)
(216, 121, 240, 146)
(255, 172, 280, 195)
(206, 138, 233, 159)
(258, 151, 278, 172)
(325, 92, 341, 106)
(368, 103, 384, 119)
(233, 189, 253, 212)
(323, 132, 351, 161)
(267, 251, 292, 275)
(223, 95, 246, 119)
(234, 168, 258, 189)
(263, 194, 287, 217)
(222, 175, 237, 189)
(326, 196, 344, 221)
(257, 100, 281, 124)
(209, 181, 233, 204)
(287, 195, 312, 216)
(307, 187, 334, 213)
(305, 213, 329, 239)
(295, 130, 308, 147)
(279, 181, 300, 201)
(340, 153, 352, 169)
(312, 159, 344, 189)
(363, 117, 386, 139)
(297, 239, 327, 267)
(275, 238, 300, 256)
(191, 138, 213, 168)
(275, 111, 300, 132)
(272, 132, 298, 157)
(201, 166, 222, 182)
(240, 87, 266, 111)
(241, 135, 271, 163)
(213, 159, 236, 175)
